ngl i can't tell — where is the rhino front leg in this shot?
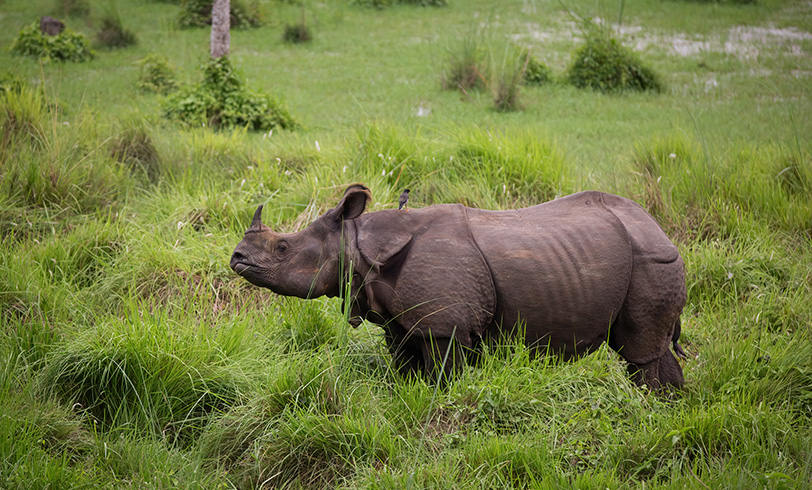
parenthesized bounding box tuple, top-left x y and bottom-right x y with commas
(418, 334, 465, 383)
(384, 328, 423, 377)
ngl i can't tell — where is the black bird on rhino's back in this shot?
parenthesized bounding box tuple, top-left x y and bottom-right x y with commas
(398, 189, 410, 210)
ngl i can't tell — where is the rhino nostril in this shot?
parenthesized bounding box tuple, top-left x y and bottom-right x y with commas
(230, 251, 248, 272)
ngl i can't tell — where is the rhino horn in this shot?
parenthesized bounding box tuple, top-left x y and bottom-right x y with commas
(251, 205, 264, 229)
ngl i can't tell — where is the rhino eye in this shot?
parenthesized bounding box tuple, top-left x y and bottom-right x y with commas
(276, 242, 288, 254)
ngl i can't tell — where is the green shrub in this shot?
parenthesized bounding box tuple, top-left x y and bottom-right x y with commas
(177, 0, 264, 29)
(354, 0, 447, 6)
(683, 0, 755, 3)
(522, 52, 553, 85)
(10, 22, 94, 63)
(282, 21, 312, 44)
(137, 54, 178, 94)
(95, 14, 137, 49)
(566, 27, 661, 93)
(55, 0, 91, 17)
(163, 57, 296, 131)
(353, 0, 393, 6)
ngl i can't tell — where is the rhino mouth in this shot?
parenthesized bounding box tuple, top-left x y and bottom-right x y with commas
(229, 253, 254, 276)
(232, 262, 251, 275)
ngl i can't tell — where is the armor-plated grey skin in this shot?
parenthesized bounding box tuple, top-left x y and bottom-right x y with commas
(231, 185, 687, 390)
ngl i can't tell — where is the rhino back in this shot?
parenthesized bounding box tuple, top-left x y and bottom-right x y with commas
(465, 191, 636, 356)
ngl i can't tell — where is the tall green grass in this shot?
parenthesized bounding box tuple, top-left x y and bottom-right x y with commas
(632, 133, 812, 238)
(1, 0, 811, 488)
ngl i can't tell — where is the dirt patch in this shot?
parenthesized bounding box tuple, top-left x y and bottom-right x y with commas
(516, 18, 811, 62)
(631, 25, 812, 60)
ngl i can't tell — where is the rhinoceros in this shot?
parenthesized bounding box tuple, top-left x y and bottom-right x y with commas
(231, 184, 688, 389)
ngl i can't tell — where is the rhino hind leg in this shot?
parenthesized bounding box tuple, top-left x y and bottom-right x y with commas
(609, 255, 687, 390)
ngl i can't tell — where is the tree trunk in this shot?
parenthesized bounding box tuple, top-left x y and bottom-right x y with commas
(210, 0, 230, 59)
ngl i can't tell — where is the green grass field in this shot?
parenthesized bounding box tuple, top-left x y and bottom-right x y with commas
(1, 0, 811, 488)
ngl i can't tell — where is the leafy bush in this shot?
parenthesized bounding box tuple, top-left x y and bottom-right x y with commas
(10, 22, 94, 63)
(566, 27, 661, 93)
(522, 52, 553, 85)
(177, 0, 264, 28)
(163, 57, 296, 131)
(137, 54, 178, 94)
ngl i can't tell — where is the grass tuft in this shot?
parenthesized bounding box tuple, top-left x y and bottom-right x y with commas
(38, 308, 253, 443)
(109, 114, 160, 181)
(441, 25, 489, 93)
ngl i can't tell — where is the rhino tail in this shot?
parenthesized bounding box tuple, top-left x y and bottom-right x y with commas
(671, 317, 688, 359)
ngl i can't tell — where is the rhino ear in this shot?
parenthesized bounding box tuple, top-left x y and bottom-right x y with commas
(331, 184, 371, 222)
(357, 227, 412, 269)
